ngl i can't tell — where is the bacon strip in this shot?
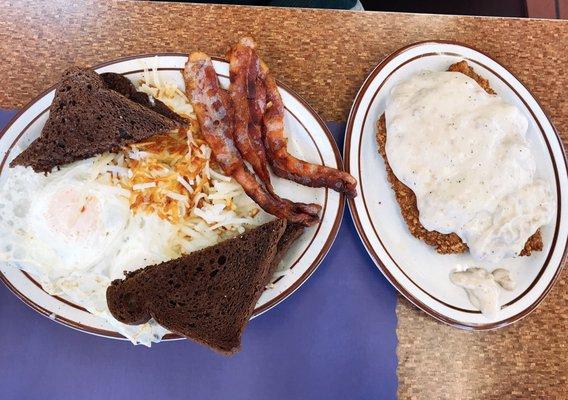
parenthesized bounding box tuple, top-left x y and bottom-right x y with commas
(227, 38, 272, 188)
(245, 45, 268, 169)
(254, 52, 357, 198)
(228, 38, 321, 217)
(184, 52, 319, 226)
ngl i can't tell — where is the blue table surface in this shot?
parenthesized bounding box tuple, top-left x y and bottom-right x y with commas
(0, 110, 397, 400)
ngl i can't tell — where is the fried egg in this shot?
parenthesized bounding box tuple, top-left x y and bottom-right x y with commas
(1, 160, 131, 279)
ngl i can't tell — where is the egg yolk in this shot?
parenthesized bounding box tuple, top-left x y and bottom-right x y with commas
(43, 187, 102, 242)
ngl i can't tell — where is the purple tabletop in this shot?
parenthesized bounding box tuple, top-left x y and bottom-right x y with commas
(0, 110, 397, 400)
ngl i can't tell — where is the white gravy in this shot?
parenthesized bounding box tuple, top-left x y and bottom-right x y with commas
(450, 267, 515, 317)
(385, 70, 554, 262)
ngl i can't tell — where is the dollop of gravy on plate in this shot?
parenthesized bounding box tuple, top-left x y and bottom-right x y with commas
(450, 267, 516, 318)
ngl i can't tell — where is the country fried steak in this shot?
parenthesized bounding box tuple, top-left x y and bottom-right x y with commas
(376, 60, 543, 256)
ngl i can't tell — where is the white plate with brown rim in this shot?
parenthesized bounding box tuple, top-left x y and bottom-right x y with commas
(345, 41, 568, 329)
(0, 54, 344, 340)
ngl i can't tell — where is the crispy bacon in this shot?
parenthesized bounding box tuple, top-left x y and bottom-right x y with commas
(246, 45, 267, 165)
(228, 38, 321, 217)
(184, 52, 319, 226)
(251, 49, 357, 198)
(227, 38, 272, 188)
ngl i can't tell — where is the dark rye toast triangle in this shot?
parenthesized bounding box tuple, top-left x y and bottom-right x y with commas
(376, 60, 543, 256)
(107, 219, 288, 354)
(100, 72, 188, 125)
(11, 67, 179, 173)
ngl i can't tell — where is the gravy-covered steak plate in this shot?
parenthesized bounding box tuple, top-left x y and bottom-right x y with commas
(345, 41, 567, 329)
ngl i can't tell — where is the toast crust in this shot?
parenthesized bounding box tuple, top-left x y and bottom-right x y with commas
(376, 60, 543, 256)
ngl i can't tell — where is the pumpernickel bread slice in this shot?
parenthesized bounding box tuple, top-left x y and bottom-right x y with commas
(376, 60, 543, 256)
(107, 219, 288, 354)
(270, 222, 305, 270)
(100, 72, 188, 124)
(11, 67, 178, 173)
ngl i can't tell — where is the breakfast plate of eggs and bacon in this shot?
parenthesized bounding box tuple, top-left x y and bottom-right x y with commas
(0, 38, 356, 353)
